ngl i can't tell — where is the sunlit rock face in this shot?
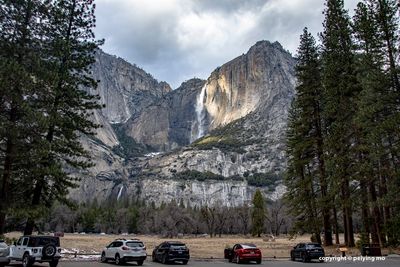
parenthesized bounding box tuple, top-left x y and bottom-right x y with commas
(198, 40, 295, 134)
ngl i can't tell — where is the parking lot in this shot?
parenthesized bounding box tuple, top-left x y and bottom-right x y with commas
(5, 257, 400, 267)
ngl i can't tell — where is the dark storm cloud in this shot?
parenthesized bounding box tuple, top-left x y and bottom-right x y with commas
(95, 0, 359, 88)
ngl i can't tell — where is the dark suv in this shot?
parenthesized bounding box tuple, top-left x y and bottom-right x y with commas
(152, 241, 190, 265)
(10, 236, 61, 267)
(290, 243, 325, 262)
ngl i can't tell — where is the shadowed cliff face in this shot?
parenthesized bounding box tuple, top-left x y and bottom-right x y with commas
(90, 50, 171, 124)
(123, 78, 206, 151)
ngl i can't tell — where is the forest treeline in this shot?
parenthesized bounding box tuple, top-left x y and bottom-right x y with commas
(4, 190, 287, 238)
(285, 0, 400, 247)
(0, 0, 102, 235)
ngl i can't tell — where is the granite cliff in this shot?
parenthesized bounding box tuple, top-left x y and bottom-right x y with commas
(70, 41, 296, 206)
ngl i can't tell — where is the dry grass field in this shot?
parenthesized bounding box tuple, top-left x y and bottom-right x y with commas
(5, 232, 399, 259)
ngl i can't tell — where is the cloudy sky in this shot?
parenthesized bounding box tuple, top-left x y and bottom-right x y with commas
(95, 0, 358, 88)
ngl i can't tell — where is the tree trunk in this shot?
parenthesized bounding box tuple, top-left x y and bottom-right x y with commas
(315, 104, 333, 246)
(360, 179, 371, 243)
(369, 181, 383, 246)
(333, 206, 340, 244)
(24, 179, 45, 235)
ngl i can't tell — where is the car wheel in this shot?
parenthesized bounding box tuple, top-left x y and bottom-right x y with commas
(234, 253, 241, 264)
(22, 253, 34, 267)
(291, 252, 295, 261)
(182, 260, 188, 265)
(162, 254, 168, 264)
(302, 253, 308, 263)
(101, 252, 108, 263)
(43, 244, 57, 258)
(256, 259, 262, 264)
(115, 254, 123, 265)
(152, 252, 157, 262)
(49, 259, 59, 267)
(137, 260, 144, 266)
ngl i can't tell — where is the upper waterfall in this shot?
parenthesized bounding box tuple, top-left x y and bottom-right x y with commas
(191, 84, 207, 142)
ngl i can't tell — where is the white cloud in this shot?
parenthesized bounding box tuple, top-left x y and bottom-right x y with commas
(95, 0, 360, 88)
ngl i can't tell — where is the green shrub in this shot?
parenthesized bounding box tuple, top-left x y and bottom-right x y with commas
(246, 172, 281, 187)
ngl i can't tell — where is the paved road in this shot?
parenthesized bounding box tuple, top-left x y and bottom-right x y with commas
(6, 257, 400, 267)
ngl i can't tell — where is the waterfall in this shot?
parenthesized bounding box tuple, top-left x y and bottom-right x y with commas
(117, 185, 124, 201)
(191, 84, 207, 142)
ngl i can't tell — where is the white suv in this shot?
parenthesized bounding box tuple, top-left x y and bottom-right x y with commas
(9, 236, 61, 267)
(101, 239, 147, 266)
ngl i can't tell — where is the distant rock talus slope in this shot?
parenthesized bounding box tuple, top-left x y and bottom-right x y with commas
(70, 41, 296, 206)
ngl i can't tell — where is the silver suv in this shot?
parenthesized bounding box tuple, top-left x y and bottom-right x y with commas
(0, 240, 10, 267)
(9, 236, 61, 267)
(101, 238, 147, 266)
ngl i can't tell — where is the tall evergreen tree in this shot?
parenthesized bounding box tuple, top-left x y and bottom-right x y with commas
(251, 189, 266, 237)
(353, 0, 400, 246)
(284, 28, 332, 245)
(320, 0, 359, 247)
(0, 0, 50, 235)
(23, 0, 102, 235)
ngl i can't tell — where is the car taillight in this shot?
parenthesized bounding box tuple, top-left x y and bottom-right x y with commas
(122, 246, 129, 251)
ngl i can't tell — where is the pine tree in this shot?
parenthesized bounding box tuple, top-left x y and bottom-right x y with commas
(0, 0, 50, 234)
(284, 27, 333, 245)
(353, 0, 400, 246)
(23, 0, 103, 235)
(320, 0, 359, 247)
(251, 189, 266, 237)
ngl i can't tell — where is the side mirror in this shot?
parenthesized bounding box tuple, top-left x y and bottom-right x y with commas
(13, 241, 16, 246)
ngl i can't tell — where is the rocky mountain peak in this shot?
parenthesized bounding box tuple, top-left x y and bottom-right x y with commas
(71, 40, 296, 206)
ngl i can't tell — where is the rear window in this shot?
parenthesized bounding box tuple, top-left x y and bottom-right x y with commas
(306, 244, 322, 248)
(242, 244, 257, 249)
(170, 244, 186, 249)
(28, 237, 60, 247)
(126, 242, 144, 248)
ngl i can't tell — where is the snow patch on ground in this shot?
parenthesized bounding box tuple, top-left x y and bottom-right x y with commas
(61, 248, 100, 261)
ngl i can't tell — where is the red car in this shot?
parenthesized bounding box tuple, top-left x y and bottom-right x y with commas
(224, 243, 262, 264)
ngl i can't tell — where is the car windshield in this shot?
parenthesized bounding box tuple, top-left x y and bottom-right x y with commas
(306, 244, 322, 248)
(0, 243, 7, 248)
(126, 242, 144, 248)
